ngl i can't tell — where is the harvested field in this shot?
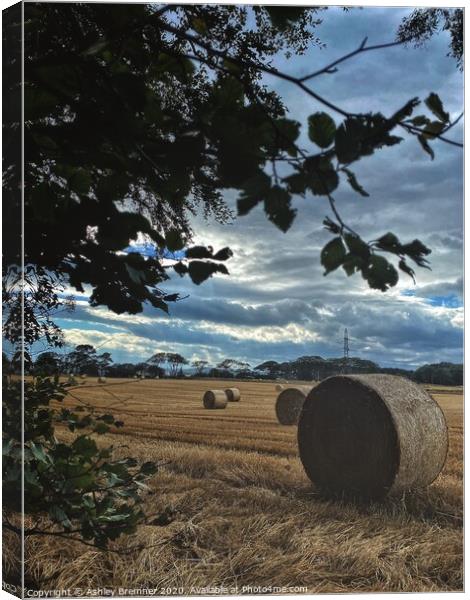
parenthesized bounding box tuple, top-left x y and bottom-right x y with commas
(5, 378, 463, 594)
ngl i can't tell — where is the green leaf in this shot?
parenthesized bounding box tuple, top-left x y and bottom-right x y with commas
(335, 118, 363, 164)
(29, 442, 49, 464)
(304, 157, 339, 196)
(398, 259, 416, 282)
(417, 135, 434, 160)
(342, 254, 364, 276)
(284, 172, 308, 195)
(410, 115, 430, 127)
(308, 112, 336, 148)
(363, 255, 398, 291)
(344, 233, 370, 260)
(237, 172, 271, 216)
(422, 120, 446, 140)
(391, 97, 420, 122)
(425, 93, 449, 123)
(188, 261, 229, 285)
(321, 237, 346, 274)
(263, 186, 296, 232)
(375, 232, 401, 254)
(49, 506, 72, 529)
(341, 167, 369, 197)
(71, 436, 98, 458)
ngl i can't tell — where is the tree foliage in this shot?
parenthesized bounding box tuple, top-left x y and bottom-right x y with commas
(2, 376, 157, 548)
(397, 8, 463, 69)
(3, 2, 462, 320)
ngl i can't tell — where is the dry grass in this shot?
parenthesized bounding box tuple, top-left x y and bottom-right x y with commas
(4, 379, 463, 594)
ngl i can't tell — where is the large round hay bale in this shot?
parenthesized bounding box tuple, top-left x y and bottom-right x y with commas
(275, 386, 313, 425)
(98, 376, 107, 383)
(298, 374, 448, 500)
(203, 390, 227, 409)
(225, 387, 240, 402)
(275, 384, 284, 392)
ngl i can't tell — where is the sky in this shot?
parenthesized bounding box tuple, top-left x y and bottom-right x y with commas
(54, 6, 463, 371)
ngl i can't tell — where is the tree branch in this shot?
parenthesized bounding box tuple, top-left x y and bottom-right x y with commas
(299, 36, 409, 82)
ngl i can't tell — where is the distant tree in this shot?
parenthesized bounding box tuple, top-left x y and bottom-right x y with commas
(34, 352, 62, 376)
(166, 353, 188, 378)
(148, 352, 168, 376)
(192, 359, 209, 376)
(65, 344, 98, 375)
(217, 359, 251, 372)
(96, 352, 113, 376)
(414, 362, 462, 385)
(255, 360, 283, 378)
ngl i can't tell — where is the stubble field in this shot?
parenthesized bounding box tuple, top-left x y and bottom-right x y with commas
(5, 378, 463, 594)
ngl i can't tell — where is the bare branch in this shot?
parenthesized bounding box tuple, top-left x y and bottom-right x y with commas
(299, 37, 409, 82)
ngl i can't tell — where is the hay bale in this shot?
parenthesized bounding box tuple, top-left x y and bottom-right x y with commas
(298, 374, 448, 500)
(275, 383, 284, 392)
(275, 386, 313, 425)
(225, 387, 240, 402)
(98, 376, 107, 383)
(203, 390, 227, 409)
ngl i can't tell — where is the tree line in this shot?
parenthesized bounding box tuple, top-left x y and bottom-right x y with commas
(5, 346, 462, 386)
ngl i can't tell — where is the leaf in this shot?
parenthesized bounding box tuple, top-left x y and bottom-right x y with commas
(49, 506, 72, 529)
(363, 255, 398, 291)
(29, 442, 49, 464)
(188, 261, 229, 285)
(375, 232, 401, 254)
(284, 172, 308, 195)
(341, 167, 369, 197)
(304, 157, 339, 196)
(263, 186, 296, 232)
(417, 135, 434, 160)
(342, 254, 364, 276)
(72, 436, 98, 458)
(237, 172, 271, 216)
(391, 97, 420, 122)
(335, 118, 363, 164)
(321, 237, 346, 274)
(308, 112, 336, 148)
(425, 93, 449, 123)
(213, 247, 233, 261)
(322, 217, 341, 234)
(410, 115, 430, 127)
(274, 118, 301, 155)
(186, 246, 214, 259)
(165, 229, 184, 252)
(422, 120, 446, 140)
(398, 259, 416, 282)
(344, 233, 370, 260)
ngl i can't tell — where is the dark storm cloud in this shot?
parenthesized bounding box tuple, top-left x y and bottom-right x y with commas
(59, 7, 463, 369)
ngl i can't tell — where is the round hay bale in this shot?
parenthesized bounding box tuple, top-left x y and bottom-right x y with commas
(203, 390, 227, 409)
(275, 386, 313, 425)
(225, 387, 240, 402)
(298, 374, 448, 500)
(98, 376, 107, 384)
(275, 384, 284, 392)
(80, 374, 87, 379)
